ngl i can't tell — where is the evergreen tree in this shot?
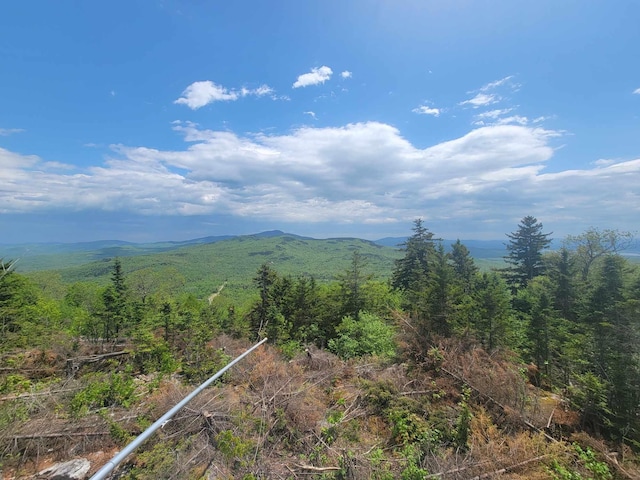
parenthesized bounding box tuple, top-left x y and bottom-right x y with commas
(471, 272, 513, 351)
(392, 219, 438, 310)
(448, 240, 478, 295)
(586, 255, 640, 439)
(289, 276, 321, 343)
(0, 264, 38, 349)
(336, 250, 373, 320)
(98, 258, 131, 340)
(503, 216, 552, 290)
(426, 244, 454, 336)
(523, 277, 555, 377)
(545, 247, 576, 321)
(392, 219, 436, 290)
(250, 262, 279, 339)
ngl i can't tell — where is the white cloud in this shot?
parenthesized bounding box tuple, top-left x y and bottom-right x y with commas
(0, 128, 25, 136)
(412, 105, 440, 116)
(303, 111, 317, 120)
(341, 71, 352, 79)
(480, 75, 514, 91)
(634, 88, 640, 95)
(496, 115, 529, 126)
(293, 66, 333, 88)
(459, 93, 498, 108)
(475, 109, 513, 120)
(461, 75, 521, 110)
(3, 122, 638, 237)
(253, 85, 274, 96)
(174, 81, 275, 109)
(592, 159, 615, 167)
(175, 81, 238, 108)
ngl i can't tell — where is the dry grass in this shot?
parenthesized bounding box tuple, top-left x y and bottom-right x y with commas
(3, 336, 640, 479)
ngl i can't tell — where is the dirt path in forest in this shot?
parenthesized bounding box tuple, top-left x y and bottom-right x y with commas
(208, 282, 226, 304)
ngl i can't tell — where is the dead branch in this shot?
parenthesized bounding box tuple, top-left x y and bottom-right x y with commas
(468, 454, 549, 479)
(65, 350, 130, 377)
(9, 432, 110, 440)
(440, 365, 557, 443)
(294, 464, 341, 472)
(425, 459, 493, 478)
(0, 388, 80, 402)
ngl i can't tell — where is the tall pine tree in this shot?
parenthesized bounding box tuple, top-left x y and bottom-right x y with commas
(503, 216, 552, 290)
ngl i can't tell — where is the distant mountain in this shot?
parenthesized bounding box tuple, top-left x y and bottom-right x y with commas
(7, 230, 636, 274)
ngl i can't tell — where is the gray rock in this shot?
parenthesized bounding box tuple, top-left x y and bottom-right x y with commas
(38, 459, 91, 479)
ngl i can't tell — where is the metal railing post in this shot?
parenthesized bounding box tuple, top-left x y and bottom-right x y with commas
(90, 337, 267, 480)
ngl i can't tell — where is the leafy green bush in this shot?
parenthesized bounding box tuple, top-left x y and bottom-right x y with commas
(0, 374, 31, 394)
(328, 312, 396, 360)
(70, 372, 136, 416)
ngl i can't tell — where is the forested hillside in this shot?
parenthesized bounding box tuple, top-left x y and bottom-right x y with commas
(1, 219, 639, 479)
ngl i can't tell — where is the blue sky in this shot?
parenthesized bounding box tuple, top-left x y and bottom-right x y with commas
(1, 0, 639, 243)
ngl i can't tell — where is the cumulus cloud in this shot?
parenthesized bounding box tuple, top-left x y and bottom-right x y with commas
(341, 71, 352, 79)
(175, 81, 275, 109)
(412, 105, 441, 116)
(3, 120, 638, 237)
(293, 66, 333, 88)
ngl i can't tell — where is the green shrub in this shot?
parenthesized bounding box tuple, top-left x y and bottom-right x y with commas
(70, 372, 136, 416)
(328, 312, 396, 360)
(0, 374, 31, 394)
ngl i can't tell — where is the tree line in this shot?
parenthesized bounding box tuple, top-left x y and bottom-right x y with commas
(1, 217, 639, 447)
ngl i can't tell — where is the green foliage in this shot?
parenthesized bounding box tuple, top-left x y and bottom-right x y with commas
(565, 227, 635, 280)
(503, 215, 552, 290)
(121, 441, 178, 480)
(42, 234, 402, 303)
(548, 444, 612, 480)
(362, 379, 398, 413)
(569, 372, 612, 431)
(0, 269, 39, 349)
(368, 448, 395, 480)
(470, 272, 514, 351)
(70, 372, 136, 417)
(182, 346, 231, 384)
(392, 219, 437, 295)
(399, 444, 430, 480)
(131, 328, 178, 374)
(0, 373, 31, 394)
(328, 312, 396, 360)
(278, 339, 303, 360)
(215, 429, 253, 464)
(3, 222, 640, 457)
(574, 444, 612, 479)
(388, 407, 440, 448)
(454, 386, 472, 450)
(549, 460, 584, 480)
(335, 250, 374, 320)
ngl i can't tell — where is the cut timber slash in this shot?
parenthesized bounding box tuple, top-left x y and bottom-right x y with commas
(89, 337, 268, 480)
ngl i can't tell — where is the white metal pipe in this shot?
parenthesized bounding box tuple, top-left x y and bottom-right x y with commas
(90, 337, 268, 480)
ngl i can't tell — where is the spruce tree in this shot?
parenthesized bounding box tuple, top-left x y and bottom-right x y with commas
(448, 239, 478, 295)
(504, 216, 552, 289)
(391, 219, 438, 310)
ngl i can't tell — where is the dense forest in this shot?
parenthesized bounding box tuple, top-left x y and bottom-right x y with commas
(1, 217, 639, 479)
